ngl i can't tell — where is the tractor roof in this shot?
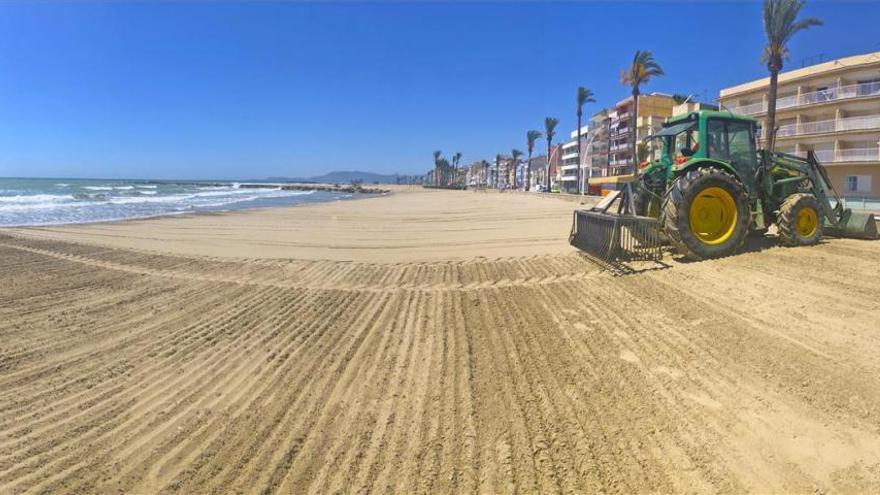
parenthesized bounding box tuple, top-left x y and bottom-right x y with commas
(665, 109, 758, 126)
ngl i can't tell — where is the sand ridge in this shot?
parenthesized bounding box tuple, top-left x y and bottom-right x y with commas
(3, 189, 880, 493)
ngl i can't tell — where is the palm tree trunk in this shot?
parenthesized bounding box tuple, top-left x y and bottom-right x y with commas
(546, 143, 552, 192)
(525, 157, 530, 191)
(766, 67, 780, 151)
(631, 91, 639, 181)
(526, 151, 532, 191)
(576, 113, 582, 195)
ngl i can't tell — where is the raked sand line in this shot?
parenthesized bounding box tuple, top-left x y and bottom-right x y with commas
(4, 189, 880, 493)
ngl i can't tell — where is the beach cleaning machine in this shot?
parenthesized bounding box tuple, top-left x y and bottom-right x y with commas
(570, 110, 878, 262)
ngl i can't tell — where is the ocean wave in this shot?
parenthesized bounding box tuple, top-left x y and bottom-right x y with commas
(136, 184, 158, 189)
(0, 194, 74, 204)
(55, 183, 71, 188)
(115, 186, 134, 190)
(0, 186, 326, 225)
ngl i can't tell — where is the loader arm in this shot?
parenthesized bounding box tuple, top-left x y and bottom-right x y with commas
(764, 150, 841, 227)
(765, 150, 877, 239)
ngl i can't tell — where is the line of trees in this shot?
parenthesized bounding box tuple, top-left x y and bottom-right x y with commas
(430, 0, 820, 193)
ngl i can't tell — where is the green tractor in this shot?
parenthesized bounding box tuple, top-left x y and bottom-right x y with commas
(570, 110, 878, 262)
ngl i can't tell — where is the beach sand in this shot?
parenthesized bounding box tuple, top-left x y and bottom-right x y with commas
(3, 188, 880, 493)
(7, 187, 590, 262)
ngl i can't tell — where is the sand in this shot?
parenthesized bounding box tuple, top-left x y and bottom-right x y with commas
(3, 188, 880, 494)
(7, 187, 592, 262)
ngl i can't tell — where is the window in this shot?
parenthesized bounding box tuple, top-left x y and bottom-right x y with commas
(672, 128, 699, 159)
(845, 175, 872, 193)
(707, 120, 729, 161)
(857, 79, 880, 97)
(707, 119, 758, 170)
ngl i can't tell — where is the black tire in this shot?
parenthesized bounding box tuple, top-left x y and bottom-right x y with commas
(777, 193, 823, 246)
(661, 167, 750, 260)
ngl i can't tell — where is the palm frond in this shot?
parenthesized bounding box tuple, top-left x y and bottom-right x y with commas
(762, 0, 822, 67)
(526, 130, 542, 153)
(622, 50, 663, 91)
(577, 87, 596, 106)
(544, 117, 559, 142)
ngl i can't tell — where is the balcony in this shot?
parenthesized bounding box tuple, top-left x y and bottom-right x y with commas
(728, 81, 880, 116)
(796, 148, 880, 163)
(561, 164, 579, 171)
(560, 174, 579, 182)
(561, 151, 579, 160)
(610, 142, 631, 152)
(776, 114, 880, 138)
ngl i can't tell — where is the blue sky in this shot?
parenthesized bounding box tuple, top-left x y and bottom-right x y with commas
(1, 1, 878, 180)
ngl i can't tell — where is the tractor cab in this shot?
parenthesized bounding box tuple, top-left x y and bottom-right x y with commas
(643, 110, 760, 182)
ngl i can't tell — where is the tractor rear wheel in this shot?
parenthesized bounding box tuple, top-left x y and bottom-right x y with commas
(662, 167, 750, 260)
(777, 193, 822, 246)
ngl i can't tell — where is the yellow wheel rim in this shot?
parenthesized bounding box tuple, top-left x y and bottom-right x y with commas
(796, 207, 818, 238)
(688, 186, 738, 245)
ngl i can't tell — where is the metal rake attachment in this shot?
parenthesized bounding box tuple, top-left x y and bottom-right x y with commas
(569, 184, 664, 263)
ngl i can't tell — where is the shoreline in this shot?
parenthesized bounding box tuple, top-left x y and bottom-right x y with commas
(0, 187, 382, 230)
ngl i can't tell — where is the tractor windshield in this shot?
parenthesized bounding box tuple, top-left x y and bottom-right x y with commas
(706, 119, 758, 171)
(672, 128, 700, 163)
(648, 120, 698, 164)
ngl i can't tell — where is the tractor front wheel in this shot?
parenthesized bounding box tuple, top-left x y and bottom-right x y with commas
(777, 193, 822, 246)
(662, 167, 750, 260)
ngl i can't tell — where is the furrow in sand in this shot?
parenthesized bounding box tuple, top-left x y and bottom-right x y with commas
(0, 280, 238, 435)
(5, 215, 880, 494)
(269, 290, 402, 494)
(0, 283, 280, 491)
(284, 289, 413, 494)
(174, 289, 379, 494)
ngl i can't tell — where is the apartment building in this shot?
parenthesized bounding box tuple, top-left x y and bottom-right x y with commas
(589, 93, 677, 193)
(720, 51, 880, 199)
(559, 125, 589, 193)
(584, 110, 611, 195)
(465, 160, 489, 187)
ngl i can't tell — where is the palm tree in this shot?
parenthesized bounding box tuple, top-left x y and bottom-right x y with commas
(762, 0, 822, 151)
(526, 130, 542, 191)
(576, 87, 596, 195)
(510, 149, 523, 189)
(432, 150, 442, 187)
(544, 117, 559, 192)
(453, 152, 463, 187)
(621, 50, 664, 180)
(438, 158, 451, 187)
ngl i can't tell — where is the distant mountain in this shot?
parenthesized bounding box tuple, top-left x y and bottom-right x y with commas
(266, 171, 401, 184)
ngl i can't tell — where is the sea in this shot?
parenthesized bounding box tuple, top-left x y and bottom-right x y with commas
(0, 178, 355, 227)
